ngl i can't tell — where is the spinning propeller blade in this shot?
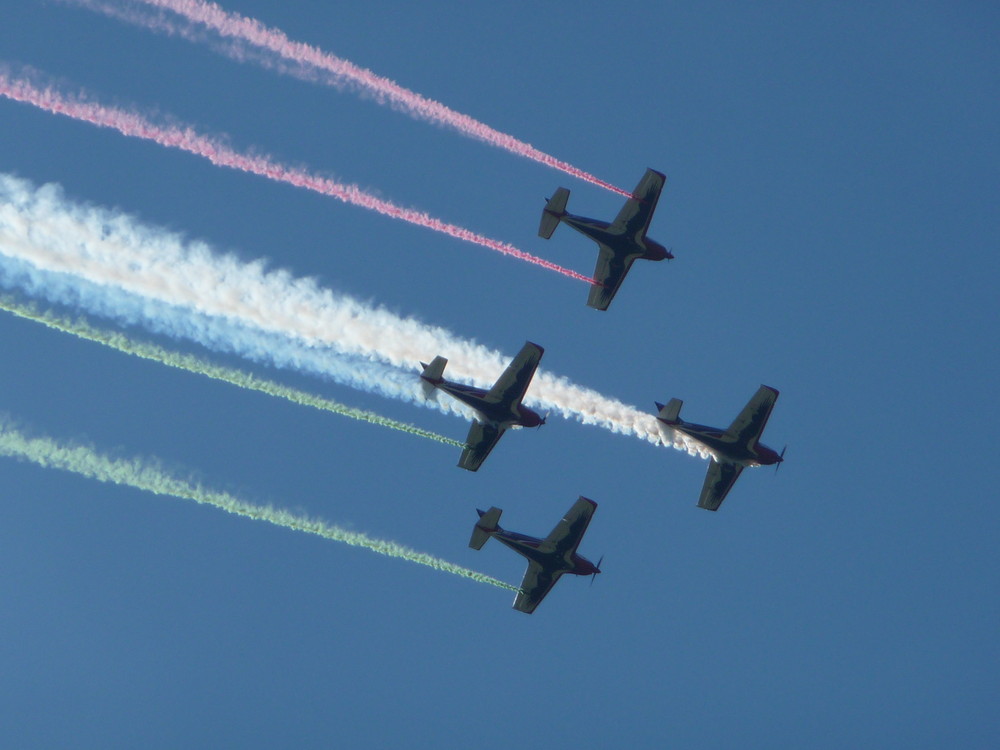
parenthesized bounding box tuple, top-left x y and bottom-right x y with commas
(591, 555, 605, 587)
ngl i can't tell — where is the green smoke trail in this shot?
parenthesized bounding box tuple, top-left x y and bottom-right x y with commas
(0, 296, 465, 448)
(0, 418, 516, 592)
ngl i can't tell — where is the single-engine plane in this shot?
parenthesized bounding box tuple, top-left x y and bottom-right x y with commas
(539, 167, 672, 310)
(470, 497, 601, 614)
(420, 341, 544, 471)
(656, 385, 784, 511)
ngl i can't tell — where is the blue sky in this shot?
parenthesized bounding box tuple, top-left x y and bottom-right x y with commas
(1, 1, 997, 747)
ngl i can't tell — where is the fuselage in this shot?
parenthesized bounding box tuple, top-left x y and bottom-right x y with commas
(492, 529, 600, 577)
(665, 420, 783, 467)
(559, 212, 672, 261)
(425, 378, 543, 428)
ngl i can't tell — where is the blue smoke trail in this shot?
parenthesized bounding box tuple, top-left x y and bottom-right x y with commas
(0, 251, 472, 420)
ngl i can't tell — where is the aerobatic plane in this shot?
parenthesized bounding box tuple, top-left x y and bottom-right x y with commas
(420, 341, 544, 472)
(538, 167, 672, 310)
(655, 385, 785, 511)
(469, 497, 601, 614)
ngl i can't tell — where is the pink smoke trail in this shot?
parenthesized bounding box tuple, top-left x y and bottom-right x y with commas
(91, 0, 632, 198)
(0, 71, 595, 284)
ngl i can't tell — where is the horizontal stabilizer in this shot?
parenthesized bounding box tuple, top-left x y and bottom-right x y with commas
(538, 188, 570, 239)
(469, 507, 502, 549)
(656, 398, 683, 424)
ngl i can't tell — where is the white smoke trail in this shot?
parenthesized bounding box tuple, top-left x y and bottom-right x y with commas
(0, 416, 516, 590)
(0, 295, 467, 447)
(0, 249, 481, 425)
(0, 173, 702, 456)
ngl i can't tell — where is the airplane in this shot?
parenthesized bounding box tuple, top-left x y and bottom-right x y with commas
(538, 167, 673, 311)
(420, 341, 545, 472)
(469, 497, 601, 614)
(655, 385, 785, 511)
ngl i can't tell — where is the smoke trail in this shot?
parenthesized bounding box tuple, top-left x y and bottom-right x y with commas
(0, 240, 482, 425)
(0, 417, 517, 591)
(0, 173, 703, 456)
(0, 295, 466, 448)
(72, 0, 345, 87)
(72, 0, 631, 198)
(0, 68, 595, 284)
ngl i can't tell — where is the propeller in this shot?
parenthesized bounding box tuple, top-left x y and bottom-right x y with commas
(590, 555, 605, 587)
(537, 412, 549, 430)
(775, 445, 787, 474)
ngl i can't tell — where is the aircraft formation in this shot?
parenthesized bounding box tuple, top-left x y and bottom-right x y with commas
(0, 4, 784, 617)
(422, 168, 784, 614)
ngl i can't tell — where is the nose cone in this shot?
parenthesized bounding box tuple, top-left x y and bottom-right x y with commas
(520, 410, 544, 428)
(646, 241, 673, 261)
(587, 555, 604, 576)
(760, 446, 784, 466)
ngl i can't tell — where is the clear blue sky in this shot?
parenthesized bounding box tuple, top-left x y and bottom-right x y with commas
(1, 1, 997, 747)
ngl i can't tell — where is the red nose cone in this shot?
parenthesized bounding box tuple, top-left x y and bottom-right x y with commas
(646, 243, 672, 261)
(522, 412, 545, 429)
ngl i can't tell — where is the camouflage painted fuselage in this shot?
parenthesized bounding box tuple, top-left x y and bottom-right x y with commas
(492, 527, 599, 578)
(431, 379, 543, 429)
(559, 212, 671, 264)
(668, 420, 783, 467)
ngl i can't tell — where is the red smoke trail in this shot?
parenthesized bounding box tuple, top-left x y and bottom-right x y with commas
(0, 72, 596, 284)
(114, 0, 632, 198)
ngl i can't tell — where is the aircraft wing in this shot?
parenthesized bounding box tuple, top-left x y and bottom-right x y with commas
(722, 385, 779, 450)
(513, 561, 565, 614)
(610, 168, 666, 239)
(458, 421, 506, 472)
(539, 497, 598, 558)
(588, 244, 638, 311)
(698, 459, 744, 511)
(484, 341, 544, 406)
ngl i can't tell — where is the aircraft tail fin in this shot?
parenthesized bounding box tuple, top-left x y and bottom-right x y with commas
(656, 398, 684, 425)
(420, 356, 448, 397)
(538, 188, 570, 239)
(469, 507, 503, 550)
(420, 356, 448, 382)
